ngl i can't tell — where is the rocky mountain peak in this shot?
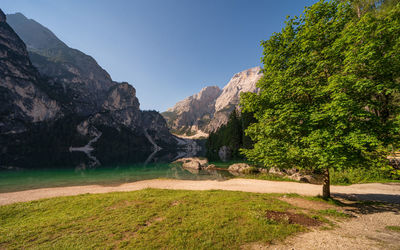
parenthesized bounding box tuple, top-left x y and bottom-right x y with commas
(214, 66, 261, 113)
(163, 67, 263, 136)
(167, 86, 221, 114)
(162, 86, 221, 136)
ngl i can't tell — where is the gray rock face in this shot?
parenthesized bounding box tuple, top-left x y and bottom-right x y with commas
(0, 12, 60, 134)
(207, 66, 262, 132)
(163, 67, 262, 136)
(162, 86, 221, 136)
(7, 12, 115, 115)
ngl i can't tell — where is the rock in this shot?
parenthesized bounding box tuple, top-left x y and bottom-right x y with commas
(173, 157, 209, 170)
(162, 86, 221, 136)
(162, 67, 263, 135)
(218, 146, 231, 162)
(268, 167, 285, 176)
(300, 175, 319, 184)
(228, 163, 258, 174)
(285, 168, 298, 176)
(0, 13, 61, 134)
(205, 164, 216, 170)
(288, 173, 302, 182)
(182, 161, 201, 170)
(286, 173, 318, 184)
(258, 168, 269, 174)
(208, 67, 262, 132)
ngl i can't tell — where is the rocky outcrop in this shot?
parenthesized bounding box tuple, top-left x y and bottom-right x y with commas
(162, 86, 221, 136)
(207, 67, 262, 132)
(163, 67, 262, 136)
(227, 163, 256, 174)
(0, 9, 60, 134)
(172, 157, 209, 170)
(7, 12, 115, 115)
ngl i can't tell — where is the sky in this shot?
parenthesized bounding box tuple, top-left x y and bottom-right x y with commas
(2, 0, 317, 111)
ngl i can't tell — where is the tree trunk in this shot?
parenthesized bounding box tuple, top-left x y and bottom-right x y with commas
(322, 168, 330, 198)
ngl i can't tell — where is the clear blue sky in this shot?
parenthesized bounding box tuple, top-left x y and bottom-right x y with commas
(2, 0, 317, 111)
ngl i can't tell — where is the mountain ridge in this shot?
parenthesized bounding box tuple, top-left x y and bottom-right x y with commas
(162, 66, 262, 137)
(1, 10, 195, 168)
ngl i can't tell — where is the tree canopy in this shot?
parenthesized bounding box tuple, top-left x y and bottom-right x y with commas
(240, 0, 400, 197)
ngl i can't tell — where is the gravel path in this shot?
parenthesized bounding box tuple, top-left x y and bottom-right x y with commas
(0, 178, 399, 205)
(263, 207, 400, 250)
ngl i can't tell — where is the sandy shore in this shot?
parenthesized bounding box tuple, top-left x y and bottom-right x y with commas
(1, 178, 399, 205)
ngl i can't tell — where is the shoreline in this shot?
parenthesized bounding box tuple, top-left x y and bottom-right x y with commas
(1, 178, 399, 206)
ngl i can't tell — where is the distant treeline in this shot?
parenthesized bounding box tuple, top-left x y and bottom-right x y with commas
(206, 110, 256, 161)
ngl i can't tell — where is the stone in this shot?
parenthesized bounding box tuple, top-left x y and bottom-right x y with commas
(268, 167, 285, 176)
(218, 146, 231, 162)
(173, 157, 209, 170)
(228, 163, 257, 174)
(182, 161, 201, 170)
(285, 168, 298, 176)
(205, 164, 216, 170)
(258, 168, 269, 174)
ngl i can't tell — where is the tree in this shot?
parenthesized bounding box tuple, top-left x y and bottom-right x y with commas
(206, 109, 256, 161)
(241, 0, 400, 198)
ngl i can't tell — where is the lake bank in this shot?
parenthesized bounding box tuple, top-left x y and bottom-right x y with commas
(1, 178, 399, 206)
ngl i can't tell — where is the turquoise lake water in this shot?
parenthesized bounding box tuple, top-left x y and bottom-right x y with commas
(0, 162, 233, 193)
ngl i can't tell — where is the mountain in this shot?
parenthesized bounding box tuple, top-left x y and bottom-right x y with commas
(0, 10, 60, 134)
(7, 12, 115, 115)
(1, 10, 192, 168)
(162, 67, 262, 137)
(162, 86, 221, 136)
(208, 66, 262, 132)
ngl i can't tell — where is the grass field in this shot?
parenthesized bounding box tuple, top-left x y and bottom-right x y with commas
(0, 189, 344, 249)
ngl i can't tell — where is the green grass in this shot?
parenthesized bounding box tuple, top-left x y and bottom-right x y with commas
(330, 168, 400, 185)
(0, 189, 334, 249)
(240, 173, 299, 182)
(317, 209, 351, 218)
(386, 226, 400, 232)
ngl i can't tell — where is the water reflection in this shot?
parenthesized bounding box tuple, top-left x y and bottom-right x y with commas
(0, 136, 229, 193)
(0, 162, 233, 193)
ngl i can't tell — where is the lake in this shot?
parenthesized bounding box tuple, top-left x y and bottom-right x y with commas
(0, 162, 234, 193)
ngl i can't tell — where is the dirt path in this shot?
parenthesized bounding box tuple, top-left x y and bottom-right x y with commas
(262, 203, 400, 250)
(0, 178, 399, 206)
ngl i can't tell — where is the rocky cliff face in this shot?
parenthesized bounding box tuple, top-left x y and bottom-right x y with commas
(207, 66, 262, 132)
(162, 86, 221, 136)
(7, 12, 115, 115)
(0, 10, 60, 134)
(163, 67, 262, 136)
(1, 10, 193, 168)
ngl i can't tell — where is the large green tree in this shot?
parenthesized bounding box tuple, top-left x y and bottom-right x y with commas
(241, 0, 400, 197)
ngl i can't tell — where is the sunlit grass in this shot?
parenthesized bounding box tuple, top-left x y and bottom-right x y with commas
(0, 189, 337, 249)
